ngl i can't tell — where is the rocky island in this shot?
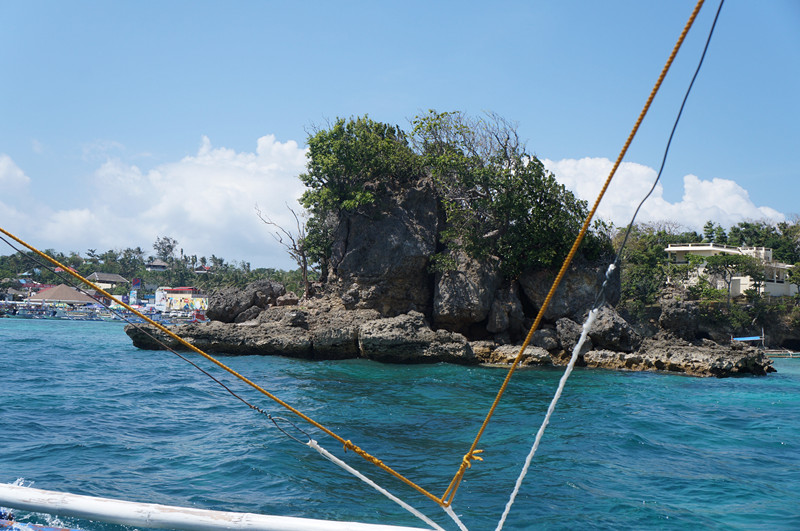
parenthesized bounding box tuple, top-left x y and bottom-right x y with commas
(126, 114, 775, 377)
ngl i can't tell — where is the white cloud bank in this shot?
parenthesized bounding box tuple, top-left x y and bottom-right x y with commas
(0, 149, 788, 269)
(0, 136, 308, 268)
(544, 157, 785, 232)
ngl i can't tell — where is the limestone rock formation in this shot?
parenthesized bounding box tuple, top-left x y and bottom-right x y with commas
(206, 280, 285, 323)
(658, 300, 700, 341)
(126, 306, 476, 365)
(589, 306, 642, 353)
(328, 184, 439, 316)
(519, 263, 620, 321)
(433, 251, 501, 333)
(359, 311, 475, 364)
(583, 333, 775, 377)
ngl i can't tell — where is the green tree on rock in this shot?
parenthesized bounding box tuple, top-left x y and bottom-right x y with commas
(411, 110, 611, 277)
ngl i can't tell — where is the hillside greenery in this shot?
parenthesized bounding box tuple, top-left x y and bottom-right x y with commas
(616, 219, 800, 331)
(0, 237, 313, 297)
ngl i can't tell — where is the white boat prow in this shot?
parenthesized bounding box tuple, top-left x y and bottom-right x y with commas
(0, 483, 432, 531)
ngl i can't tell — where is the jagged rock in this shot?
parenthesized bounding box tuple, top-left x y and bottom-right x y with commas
(433, 252, 501, 332)
(658, 300, 700, 341)
(307, 308, 380, 360)
(234, 305, 263, 323)
(589, 306, 642, 353)
(280, 309, 308, 329)
(328, 184, 439, 317)
(207, 280, 285, 323)
(358, 311, 476, 364)
(469, 340, 497, 360)
(532, 328, 559, 351)
(556, 317, 593, 355)
(126, 320, 313, 357)
(519, 263, 620, 321)
(276, 292, 299, 307)
(583, 334, 775, 377)
(486, 281, 526, 337)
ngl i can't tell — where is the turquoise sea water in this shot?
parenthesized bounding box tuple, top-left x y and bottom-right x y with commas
(1, 318, 799, 530)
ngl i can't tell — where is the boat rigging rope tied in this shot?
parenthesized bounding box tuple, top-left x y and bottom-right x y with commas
(0, 0, 715, 528)
(442, 0, 708, 510)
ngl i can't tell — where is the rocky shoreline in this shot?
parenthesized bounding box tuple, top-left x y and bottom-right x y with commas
(125, 294, 774, 377)
(125, 179, 778, 377)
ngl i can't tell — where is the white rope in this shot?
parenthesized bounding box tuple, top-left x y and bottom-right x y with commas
(442, 505, 469, 531)
(495, 305, 601, 531)
(306, 440, 448, 531)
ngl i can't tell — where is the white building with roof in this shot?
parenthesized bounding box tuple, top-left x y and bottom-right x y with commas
(665, 243, 796, 297)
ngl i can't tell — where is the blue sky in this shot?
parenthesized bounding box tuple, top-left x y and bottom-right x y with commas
(1, 1, 798, 269)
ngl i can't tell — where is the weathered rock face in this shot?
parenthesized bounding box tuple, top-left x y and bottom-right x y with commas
(359, 311, 475, 364)
(519, 262, 620, 322)
(126, 306, 476, 365)
(555, 306, 640, 355)
(486, 281, 526, 339)
(589, 306, 642, 353)
(206, 280, 286, 323)
(658, 300, 700, 341)
(433, 252, 501, 333)
(126, 297, 775, 376)
(479, 344, 552, 366)
(329, 185, 439, 317)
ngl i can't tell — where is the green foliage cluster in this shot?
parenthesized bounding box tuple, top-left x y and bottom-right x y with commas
(300, 116, 420, 214)
(299, 116, 421, 272)
(299, 111, 613, 279)
(412, 110, 612, 276)
(615, 222, 703, 307)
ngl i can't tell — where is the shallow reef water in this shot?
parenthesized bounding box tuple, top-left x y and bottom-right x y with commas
(2, 318, 799, 530)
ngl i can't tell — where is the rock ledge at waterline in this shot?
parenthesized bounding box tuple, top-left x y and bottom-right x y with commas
(125, 303, 774, 378)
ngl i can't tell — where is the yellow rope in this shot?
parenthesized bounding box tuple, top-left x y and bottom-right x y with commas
(442, 0, 706, 506)
(0, 226, 444, 506)
(1, 0, 705, 511)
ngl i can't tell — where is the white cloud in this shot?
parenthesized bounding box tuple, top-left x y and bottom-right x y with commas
(1, 138, 309, 269)
(0, 154, 31, 192)
(0, 155, 37, 247)
(544, 157, 786, 232)
(4, 149, 786, 269)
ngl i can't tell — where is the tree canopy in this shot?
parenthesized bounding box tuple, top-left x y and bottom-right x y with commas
(297, 111, 613, 280)
(412, 110, 611, 276)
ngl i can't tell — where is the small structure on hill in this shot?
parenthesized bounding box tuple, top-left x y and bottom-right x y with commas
(145, 259, 169, 272)
(87, 272, 129, 291)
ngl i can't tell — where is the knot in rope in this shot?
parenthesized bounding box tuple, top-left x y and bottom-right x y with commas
(462, 449, 484, 469)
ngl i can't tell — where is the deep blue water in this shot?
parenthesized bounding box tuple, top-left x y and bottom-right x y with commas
(1, 318, 799, 530)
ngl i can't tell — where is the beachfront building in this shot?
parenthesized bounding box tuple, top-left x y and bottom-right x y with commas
(27, 284, 98, 305)
(86, 272, 129, 291)
(154, 286, 208, 312)
(665, 243, 796, 297)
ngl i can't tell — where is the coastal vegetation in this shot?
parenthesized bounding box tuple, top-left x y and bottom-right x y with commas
(615, 218, 800, 335)
(299, 112, 613, 283)
(0, 238, 313, 297)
